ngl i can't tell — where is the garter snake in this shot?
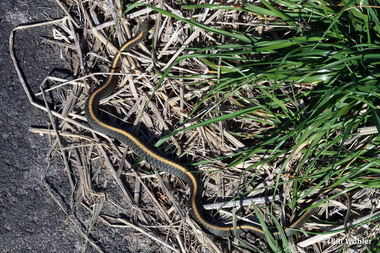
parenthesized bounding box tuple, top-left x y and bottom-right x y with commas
(85, 20, 351, 239)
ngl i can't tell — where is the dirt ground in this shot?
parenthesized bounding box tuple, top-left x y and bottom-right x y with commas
(0, 1, 157, 252)
(0, 0, 82, 252)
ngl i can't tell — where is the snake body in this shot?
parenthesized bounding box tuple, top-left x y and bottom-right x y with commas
(85, 20, 350, 239)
